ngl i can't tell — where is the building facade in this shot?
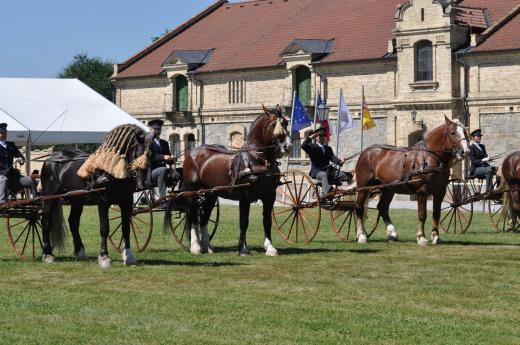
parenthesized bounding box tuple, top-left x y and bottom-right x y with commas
(112, 0, 520, 171)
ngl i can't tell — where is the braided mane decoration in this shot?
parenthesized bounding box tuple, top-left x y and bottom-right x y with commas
(77, 124, 149, 179)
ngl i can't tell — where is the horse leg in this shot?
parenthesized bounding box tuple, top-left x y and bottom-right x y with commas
(262, 194, 278, 256)
(431, 192, 444, 245)
(120, 196, 137, 266)
(355, 190, 369, 243)
(199, 195, 217, 254)
(378, 190, 398, 242)
(238, 199, 251, 256)
(69, 200, 86, 260)
(97, 198, 112, 268)
(416, 193, 429, 246)
(41, 200, 56, 263)
(187, 197, 202, 255)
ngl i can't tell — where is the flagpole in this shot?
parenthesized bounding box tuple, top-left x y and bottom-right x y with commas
(336, 89, 342, 156)
(360, 84, 364, 152)
(313, 90, 319, 130)
(286, 90, 297, 173)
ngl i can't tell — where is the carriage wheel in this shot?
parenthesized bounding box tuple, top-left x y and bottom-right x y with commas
(272, 169, 320, 244)
(328, 193, 380, 241)
(170, 198, 220, 250)
(488, 178, 516, 232)
(440, 179, 473, 234)
(6, 208, 44, 260)
(108, 189, 154, 253)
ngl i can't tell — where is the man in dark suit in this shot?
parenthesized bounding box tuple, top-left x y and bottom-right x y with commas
(0, 123, 25, 204)
(301, 127, 350, 201)
(148, 119, 177, 197)
(469, 129, 496, 191)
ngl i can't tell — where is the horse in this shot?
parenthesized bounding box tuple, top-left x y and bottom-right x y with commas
(165, 105, 291, 256)
(354, 116, 469, 246)
(499, 151, 520, 230)
(41, 124, 150, 267)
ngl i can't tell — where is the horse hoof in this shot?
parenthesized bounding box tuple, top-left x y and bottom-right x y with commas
(122, 249, 137, 266)
(239, 250, 251, 257)
(74, 248, 87, 261)
(432, 237, 442, 245)
(41, 254, 55, 264)
(417, 238, 429, 247)
(98, 255, 112, 268)
(206, 246, 214, 254)
(357, 234, 368, 244)
(388, 235, 399, 242)
(265, 247, 278, 257)
(190, 243, 202, 255)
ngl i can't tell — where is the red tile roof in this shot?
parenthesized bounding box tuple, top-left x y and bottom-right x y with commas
(115, 0, 520, 79)
(453, 6, 488, 29)
(474, 10, 520, 52)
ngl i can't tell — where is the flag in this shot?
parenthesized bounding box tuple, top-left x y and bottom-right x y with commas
(291, 95, 312, 132)
(338, 90, 354, 133)
(316, 94, 331, 141)
(362, 96, 376, 130)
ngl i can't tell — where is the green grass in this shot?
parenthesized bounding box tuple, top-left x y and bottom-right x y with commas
(1, 204, 520, 344)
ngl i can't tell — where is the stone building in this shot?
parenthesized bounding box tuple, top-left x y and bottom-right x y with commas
(112, 0, 520, 170)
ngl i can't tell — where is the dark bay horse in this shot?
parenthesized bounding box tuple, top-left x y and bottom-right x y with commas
(41, 124, 149, 267)
(167, 106, 291, 256)
(355, 116, 469, 246)
(500, 152, 520, 229)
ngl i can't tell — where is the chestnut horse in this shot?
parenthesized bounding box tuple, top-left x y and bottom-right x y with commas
(166, 106, 291, 256)
(355, 116, 469, 246)
(500, 151, 520, 230)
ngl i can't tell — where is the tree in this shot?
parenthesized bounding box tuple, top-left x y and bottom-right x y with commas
(151, 28, 170, 42)
(57, 53, 114, 101)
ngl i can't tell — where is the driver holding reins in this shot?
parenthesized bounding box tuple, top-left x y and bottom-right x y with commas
(301, 127, 351, 204)
(469, 129, 496, 192)
(0, 123, 25, 204)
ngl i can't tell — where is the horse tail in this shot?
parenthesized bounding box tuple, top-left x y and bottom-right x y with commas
(499, 165, 512, 220)
(46, 200, 67, 251)
(163, 199, 173, 235)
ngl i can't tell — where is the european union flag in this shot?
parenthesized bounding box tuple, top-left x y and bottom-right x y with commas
(291, 95, 312, 133)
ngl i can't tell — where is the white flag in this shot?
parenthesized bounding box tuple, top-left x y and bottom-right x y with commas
(338, 89, 354, 133)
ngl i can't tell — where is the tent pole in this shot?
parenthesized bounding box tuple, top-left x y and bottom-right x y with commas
(26, 130, 31, 175)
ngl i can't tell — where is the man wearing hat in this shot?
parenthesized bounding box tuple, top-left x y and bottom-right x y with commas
(469, 129, 496, 191)
(148, 119, 176, 197)
(0, 123, 25, 204)
(301, 126, 350, 204)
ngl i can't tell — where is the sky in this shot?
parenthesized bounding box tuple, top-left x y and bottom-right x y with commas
(0, 0, 228, 78)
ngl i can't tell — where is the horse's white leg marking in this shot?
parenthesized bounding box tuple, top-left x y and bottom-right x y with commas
(264, 238, 278, 256)
(190, 226, 202, 254)
(122, 248, 137, 266)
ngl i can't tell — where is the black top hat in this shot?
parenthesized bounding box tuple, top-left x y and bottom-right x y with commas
(0, 123, 7, 132)
(470, 129, 482, 137)
(311, 127, 326, 136)
(148, 119, 164, 129)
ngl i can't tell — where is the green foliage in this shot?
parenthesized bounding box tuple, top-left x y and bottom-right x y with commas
(57, 53, 114, 101)
(151, 28, 170, 42)
(1, 207, 520, 344)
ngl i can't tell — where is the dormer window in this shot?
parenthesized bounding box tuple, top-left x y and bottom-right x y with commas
(415, 40, 433, 81)
(175, 75, 188, 112)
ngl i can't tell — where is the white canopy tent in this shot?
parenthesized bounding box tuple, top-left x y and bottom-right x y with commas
(0, 78, 147, 145)
(0, 78, 148, 173)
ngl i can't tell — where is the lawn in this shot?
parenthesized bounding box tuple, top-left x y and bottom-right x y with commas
(0, 204, 519, 344)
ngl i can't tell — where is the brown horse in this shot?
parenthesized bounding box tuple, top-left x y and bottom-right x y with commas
(167, 106, 291, 256)
(355, 116, 469, 246)
(500, 152, 520, 230)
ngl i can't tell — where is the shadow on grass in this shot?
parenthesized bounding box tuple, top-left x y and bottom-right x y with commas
(347, 248, 383, 254)
(139, 259, 246, 267)
(442, 240, 520, 247)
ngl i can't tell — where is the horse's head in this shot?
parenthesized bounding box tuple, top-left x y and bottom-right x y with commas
(444, 115, 469, 162)
(260, 104, 292, 159)
(128, 126, 152, 187)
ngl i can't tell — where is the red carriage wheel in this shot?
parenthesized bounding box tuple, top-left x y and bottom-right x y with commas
(170, 198, 220, 250)
(440, 179, 473, 234)
(329, 193, 380, 241)
(272, 169, 320, 244)
(109, 189, 153, 253)
(6, 205, 44, 260)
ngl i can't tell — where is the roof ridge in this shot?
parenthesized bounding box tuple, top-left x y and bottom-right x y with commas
(115, 0, 227, 76)
(477, 3, 520, 44)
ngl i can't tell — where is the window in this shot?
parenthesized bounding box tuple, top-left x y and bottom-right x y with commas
(415, 41, 433, 81)
(295, 66, 311, 106)
(175, 75, 188, 111)
(228, 80, 246, 104)
(230, 131, 245, 149)
(421, 8, 425, 22)
(170, 134, 181, 158)
(186, 134, 196, 153)
(290, 132, 301, 159)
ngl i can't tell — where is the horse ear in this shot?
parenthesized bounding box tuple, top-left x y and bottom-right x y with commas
(262, 104, 270, 116)
(444, 114, 452, 125)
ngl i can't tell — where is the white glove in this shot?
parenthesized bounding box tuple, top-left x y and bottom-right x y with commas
(482, 157, 489, 162)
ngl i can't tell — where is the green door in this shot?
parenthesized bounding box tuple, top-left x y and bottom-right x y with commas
(175, 75, 188, 112)
(295, 66, 311, 106)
